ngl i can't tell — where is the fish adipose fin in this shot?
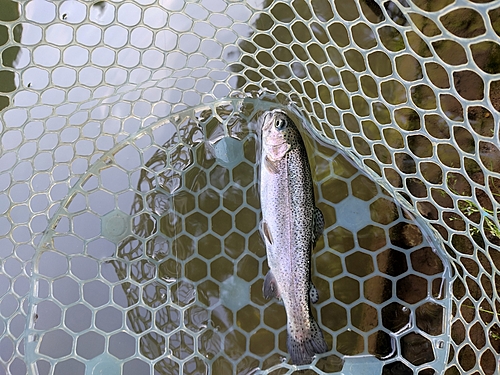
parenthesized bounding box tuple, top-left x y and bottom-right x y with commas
(309, 282, 319, 304)
(287, 318, 328, 365)
(263, 271, 280, 299)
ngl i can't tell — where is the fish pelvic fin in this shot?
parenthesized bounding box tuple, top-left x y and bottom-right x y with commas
(263, 271, 280, 299)
(261, 221, 273, 245)
(287, 318, 328, 365)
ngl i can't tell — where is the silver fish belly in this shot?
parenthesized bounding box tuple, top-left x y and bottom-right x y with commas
(259, 109, 328, 365)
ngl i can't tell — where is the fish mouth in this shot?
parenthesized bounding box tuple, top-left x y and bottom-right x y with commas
(262, 109, 287, 146)
(262, 111, 275, 133)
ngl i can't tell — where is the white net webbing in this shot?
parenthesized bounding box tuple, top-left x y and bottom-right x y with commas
(0, 0, 499, 374)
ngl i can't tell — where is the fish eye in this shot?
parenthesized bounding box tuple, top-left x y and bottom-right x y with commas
(275, 118, 286, 130)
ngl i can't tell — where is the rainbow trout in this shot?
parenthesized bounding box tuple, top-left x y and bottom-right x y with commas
(259, 109, 328, 365)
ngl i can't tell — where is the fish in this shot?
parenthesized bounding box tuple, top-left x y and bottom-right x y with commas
(259, 109, 328, 365)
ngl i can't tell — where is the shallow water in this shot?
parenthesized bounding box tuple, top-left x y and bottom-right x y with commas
(26, 98, 451, 375)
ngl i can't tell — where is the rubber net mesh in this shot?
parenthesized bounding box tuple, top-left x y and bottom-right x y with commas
(0, 0, 499, 374)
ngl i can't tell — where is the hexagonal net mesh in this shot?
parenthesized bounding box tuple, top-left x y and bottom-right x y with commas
(0, 0, 499, 375)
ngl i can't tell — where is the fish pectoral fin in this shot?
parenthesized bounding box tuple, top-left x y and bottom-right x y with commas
(271, 142, 291, 160)
(309, 282, 319, 304)
(264, 155, 279, 174)
(263, 271, 280, 300)
(261, 221, 273, 245)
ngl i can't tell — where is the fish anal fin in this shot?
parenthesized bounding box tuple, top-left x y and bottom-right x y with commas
(263, 271, 280, 299)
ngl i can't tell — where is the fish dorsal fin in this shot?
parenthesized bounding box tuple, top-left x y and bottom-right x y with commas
(312, 207, 325, 246)
(261, 221, 274, 245)
(264, 155, 279, 174)
(263, 271, 280, 299)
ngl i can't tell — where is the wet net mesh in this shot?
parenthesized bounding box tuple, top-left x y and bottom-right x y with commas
(0, 0, 499, 374)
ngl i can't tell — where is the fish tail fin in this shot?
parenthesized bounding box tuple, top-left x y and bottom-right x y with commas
(287, 318, 328, 365)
